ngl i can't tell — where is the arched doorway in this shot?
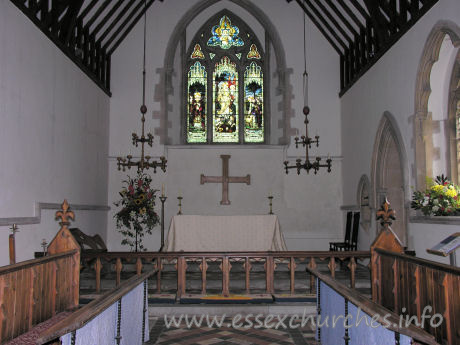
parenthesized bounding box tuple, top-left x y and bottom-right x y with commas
(371, 112, 409, 244)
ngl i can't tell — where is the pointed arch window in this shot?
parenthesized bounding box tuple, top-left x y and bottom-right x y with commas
(185, 13, 265, 144)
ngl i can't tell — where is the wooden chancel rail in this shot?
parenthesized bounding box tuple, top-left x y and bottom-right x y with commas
(372, 249, 460, 345)
(307, 266, 439, 345)
(82, 251, 370, 297)
(37, 270, 153, 345)
(0, 200, 80, 343)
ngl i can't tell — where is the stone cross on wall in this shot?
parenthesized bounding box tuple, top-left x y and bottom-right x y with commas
(200, 155, 251, 205)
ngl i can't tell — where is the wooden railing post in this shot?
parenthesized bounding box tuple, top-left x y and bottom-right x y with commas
(265, 256, 274, 294)
(289, 257, 296, 295)
(371, 198, 403, 303)
(115, 258, 122, 287)
(221, 257, 231, 297)
(48, 200, 81, 309)
(200, 257, 207, 295)
(244, 257, 251, 295)
(155, 257, 162, 294)
(177, 257, 186, 298)
(308, 257, 317, 294)
(348, 257, 356, 289)
(136, 258, 143, 276)
(95, 258, 102, 293)
(328, 257, 336, 279)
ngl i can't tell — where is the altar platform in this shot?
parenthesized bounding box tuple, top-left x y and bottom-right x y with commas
(165, 215, 287, 252)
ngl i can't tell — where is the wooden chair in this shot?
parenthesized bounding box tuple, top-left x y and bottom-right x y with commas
(329, 211, 353, 251)
(348, 212, 360, 251)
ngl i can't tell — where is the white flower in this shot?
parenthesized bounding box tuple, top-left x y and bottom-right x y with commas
(432, 205, 439, 212)
(130, 211, 136, 218)
(433, 199, 439, 205)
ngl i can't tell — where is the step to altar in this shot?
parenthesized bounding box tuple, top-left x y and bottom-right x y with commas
(148, 301, 317, 317)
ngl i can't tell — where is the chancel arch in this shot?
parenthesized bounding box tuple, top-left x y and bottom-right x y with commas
(371, 112, 409, 245)
(414, 20, 460, 189)
(155, 0, 293, 146)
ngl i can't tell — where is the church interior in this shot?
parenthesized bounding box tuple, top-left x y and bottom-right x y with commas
(1, 0, 460, 344)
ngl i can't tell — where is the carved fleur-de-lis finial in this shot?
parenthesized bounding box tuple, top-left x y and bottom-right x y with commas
(10, 224, 19, 235)
(55, 199, 75, 226)
(376, 197, 396, 229)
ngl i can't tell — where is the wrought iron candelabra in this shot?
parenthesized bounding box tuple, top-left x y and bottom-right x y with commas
(284, 106, 332, 175)
(116, 105, 167, 173)
(116, 1, 166, 174)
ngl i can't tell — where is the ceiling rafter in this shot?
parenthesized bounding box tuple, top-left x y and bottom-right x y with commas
(294, 0, 342, 55)
(10, 0, 439, 96)
(289, 0, 439, 95)
(96, 0, 137, 45)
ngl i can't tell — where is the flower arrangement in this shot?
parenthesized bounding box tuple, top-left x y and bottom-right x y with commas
(411, 175, 460, 216)
(114, 173, 159, 251)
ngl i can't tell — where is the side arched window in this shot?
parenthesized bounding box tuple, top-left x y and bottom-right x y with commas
(185, 13, 265, 144)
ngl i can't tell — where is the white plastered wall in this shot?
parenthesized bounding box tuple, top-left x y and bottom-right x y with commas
(0, 1, 110, 266)
(340, 0, 460, 264)
(108, 0, 343, 251)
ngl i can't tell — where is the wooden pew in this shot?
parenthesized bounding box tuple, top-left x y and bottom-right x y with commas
(371, 199, 460, 345)
(0, 200, 80, 343)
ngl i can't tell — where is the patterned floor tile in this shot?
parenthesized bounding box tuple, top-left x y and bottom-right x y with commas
(146, 317, 316, 345)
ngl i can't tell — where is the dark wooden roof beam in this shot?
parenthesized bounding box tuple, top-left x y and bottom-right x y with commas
(302, 0, 348, 51)
(78, 0, 99, 22)
(84, 0, 112, 31)
(348, 0, 371, 21)
(312, 0, 354, 44)
(294, 0, 343, 55)
(336, 0, 365, 31)
(59, 0, 84, 45)
(96, 0, 137, 45)
(107, 0, 161, 56)
(324, 0, 359, 38)
(363, 0, 390, 47)
(103, 0, 144, 52)
(92, 0, 126, 38)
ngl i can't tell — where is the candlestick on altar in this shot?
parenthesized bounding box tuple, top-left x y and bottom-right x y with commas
(41, 238, 48, 255)
(159, 195, 167, 251)
(268, 195, 274, 215)
(177, 196, 183, 215)
(9, 224, 19, 265)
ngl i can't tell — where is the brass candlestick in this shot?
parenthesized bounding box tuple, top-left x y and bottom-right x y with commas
(159, 195, 167, 251)
(9, 224, 19, 264)
(41, 238, 48, 255)
(177, 196, 183, 215)
(268, 195, 274, 215)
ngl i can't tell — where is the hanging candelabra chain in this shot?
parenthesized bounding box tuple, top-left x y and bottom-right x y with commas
(283, 12, 331, 176)
(116, 0, 166, 174)
(283, 106, 332, 175)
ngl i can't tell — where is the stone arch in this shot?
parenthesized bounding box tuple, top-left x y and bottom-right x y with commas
(413, 20, 460, 189)
(371, 112, 409, 244)
(356, 174, 372, 233)
(447, 49, 460, 183)
(154, 0, 293, 145)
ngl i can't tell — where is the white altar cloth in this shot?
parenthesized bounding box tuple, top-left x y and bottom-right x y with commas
(165, 215, 287, 252)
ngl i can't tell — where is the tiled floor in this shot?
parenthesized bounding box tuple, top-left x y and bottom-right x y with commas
(145, 317, 318, 345)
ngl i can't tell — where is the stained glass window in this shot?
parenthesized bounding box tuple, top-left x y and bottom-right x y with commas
(244, 62, 263, 143)
(187, 62, 207, 143)
(191, 44, 204, 59)
(213, 57, 239, 143)
(207, 15, 244, 50)
(247, 44, 261, 59)
(186, 13, 265, 144)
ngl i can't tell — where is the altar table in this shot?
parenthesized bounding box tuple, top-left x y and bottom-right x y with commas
(165, 215, 287, 252)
